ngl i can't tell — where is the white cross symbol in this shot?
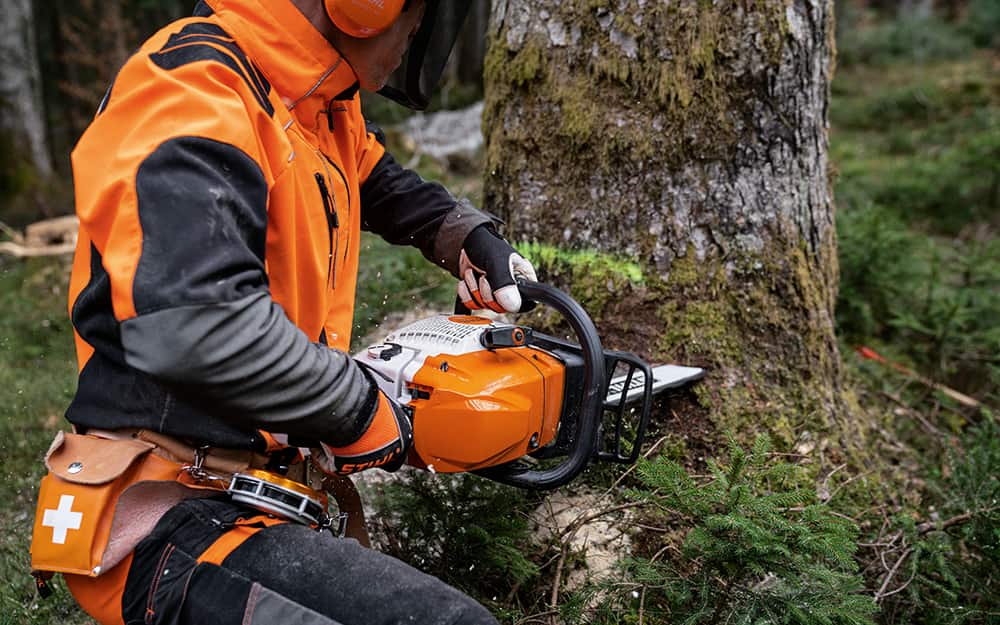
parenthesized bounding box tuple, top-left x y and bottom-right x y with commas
(42, 495, 84, 545)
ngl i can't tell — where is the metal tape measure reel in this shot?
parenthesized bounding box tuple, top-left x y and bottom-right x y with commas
(227, 469, 330, 527)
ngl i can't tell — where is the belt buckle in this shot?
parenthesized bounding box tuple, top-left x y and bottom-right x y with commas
(318, 511, 350, 538)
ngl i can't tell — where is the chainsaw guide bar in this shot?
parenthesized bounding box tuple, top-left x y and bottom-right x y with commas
(605, 364, 705, 407)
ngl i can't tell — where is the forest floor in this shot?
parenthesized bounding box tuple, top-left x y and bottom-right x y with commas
(0, 38, 997, 625)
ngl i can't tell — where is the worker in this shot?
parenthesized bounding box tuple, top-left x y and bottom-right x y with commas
(29, 0, 536, 623)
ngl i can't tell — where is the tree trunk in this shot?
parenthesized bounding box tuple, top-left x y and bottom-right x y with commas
(484, 0, 859, 453)
(0, 0, 52, 178)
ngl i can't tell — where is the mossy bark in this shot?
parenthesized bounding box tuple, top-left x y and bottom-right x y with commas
(484, 0, 863, 457)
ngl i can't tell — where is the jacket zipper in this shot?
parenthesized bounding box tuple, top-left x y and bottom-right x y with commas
(314, 172, 339, 287)
(321, 153, 352, 267)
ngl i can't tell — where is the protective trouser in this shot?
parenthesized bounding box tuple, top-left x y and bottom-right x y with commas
(73, 497, 498, 625)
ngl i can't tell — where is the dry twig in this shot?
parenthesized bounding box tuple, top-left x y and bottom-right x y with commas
(548, 545, 568, 624)
(916, 507, 999, 535)
(875, 548, 913, 602)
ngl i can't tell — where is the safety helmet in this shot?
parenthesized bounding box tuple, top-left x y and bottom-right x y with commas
(325, 0, 473, 110)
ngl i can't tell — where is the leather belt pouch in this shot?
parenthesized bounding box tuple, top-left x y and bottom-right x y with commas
(30, 432, 181, 577)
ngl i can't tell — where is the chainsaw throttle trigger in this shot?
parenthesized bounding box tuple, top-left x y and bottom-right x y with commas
(480, 326, 532, 350)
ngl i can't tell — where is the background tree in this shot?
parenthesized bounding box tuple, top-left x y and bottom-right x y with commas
(35, 0, 135, 174)
(0, 0, 52, 189)
(484, 0, 854, 456)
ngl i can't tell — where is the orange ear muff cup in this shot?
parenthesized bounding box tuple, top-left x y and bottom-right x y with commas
(324, 0, 407, 38)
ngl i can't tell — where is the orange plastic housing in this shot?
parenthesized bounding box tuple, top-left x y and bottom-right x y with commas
(407, 346, 565, 473)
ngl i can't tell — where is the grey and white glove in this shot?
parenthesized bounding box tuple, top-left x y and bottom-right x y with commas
(457, 225, 537, 313)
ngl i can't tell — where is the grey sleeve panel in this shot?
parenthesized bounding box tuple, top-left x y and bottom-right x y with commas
(120, 292, 375, 446)
(432, 198, 495, 278)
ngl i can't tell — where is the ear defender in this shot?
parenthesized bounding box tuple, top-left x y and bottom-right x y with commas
(324, 0, 408, 38)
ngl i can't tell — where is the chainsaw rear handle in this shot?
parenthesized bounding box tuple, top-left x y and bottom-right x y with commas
(474, 280, 606, 490)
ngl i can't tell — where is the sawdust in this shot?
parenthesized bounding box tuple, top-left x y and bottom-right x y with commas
(531, 490, 634, 591)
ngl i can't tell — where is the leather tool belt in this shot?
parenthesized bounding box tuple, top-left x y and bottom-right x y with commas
(30, 430, 369, 583)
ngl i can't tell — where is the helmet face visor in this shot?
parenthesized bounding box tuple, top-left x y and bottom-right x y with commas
(377, 0, 473, 110)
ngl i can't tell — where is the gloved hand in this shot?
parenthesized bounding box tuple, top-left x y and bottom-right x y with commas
(314, 392, 413, 475)
(457, 225, 537, 313)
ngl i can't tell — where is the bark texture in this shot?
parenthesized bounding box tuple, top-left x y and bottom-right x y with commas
(0, 0, 52, 177)
(484, 0, 858, 451)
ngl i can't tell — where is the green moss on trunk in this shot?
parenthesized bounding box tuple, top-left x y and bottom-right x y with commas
(484, 0, 791, 172)
(484, 0, 866, 464)
(651, 240, 843, 448)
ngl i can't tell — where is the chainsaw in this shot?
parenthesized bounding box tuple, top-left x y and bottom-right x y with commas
(355, 281, 704, 490)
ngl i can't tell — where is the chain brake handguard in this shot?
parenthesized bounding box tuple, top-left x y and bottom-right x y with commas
(519, 334, 655, 465)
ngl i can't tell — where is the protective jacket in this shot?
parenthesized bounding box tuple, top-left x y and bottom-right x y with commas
(65, 0, 491, 452)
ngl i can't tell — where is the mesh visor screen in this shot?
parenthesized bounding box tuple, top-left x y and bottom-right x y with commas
(379, 0, 473, 109)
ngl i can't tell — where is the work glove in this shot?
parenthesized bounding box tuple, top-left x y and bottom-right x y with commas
(314, 392, 413, 476)
(457, 224, 537, 313)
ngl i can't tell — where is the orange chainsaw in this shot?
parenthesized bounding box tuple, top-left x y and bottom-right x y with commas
(355, 281, 704, 489)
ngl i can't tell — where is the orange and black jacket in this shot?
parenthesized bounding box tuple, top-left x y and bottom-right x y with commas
(65, 0, 491, 452)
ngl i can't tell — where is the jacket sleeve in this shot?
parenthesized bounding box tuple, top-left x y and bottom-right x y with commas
(357, 122, 494, 277)
(73, 28, 377, 447)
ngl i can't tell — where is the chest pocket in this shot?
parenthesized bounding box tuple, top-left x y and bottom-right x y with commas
(281, 122, 353, 293)
(271, 117, 360, 347)
(312, 154, 352, 289)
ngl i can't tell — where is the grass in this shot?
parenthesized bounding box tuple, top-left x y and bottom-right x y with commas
(0, 257, 88, 624)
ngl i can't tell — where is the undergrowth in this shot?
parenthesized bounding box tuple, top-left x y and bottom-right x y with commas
(363, 473, 540, 608)
(831, 8, 999, 624)
(833, 46, 999, 405)
(562, 436, 876, 625)
(848, 415, 1000, 625)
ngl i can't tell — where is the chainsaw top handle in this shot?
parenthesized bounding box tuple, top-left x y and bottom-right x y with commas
(474, 280, 606, 490)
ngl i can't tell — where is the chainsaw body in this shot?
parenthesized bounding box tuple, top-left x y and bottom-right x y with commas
(359, 315, 566, 473)
(356, 282, 703, 489)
